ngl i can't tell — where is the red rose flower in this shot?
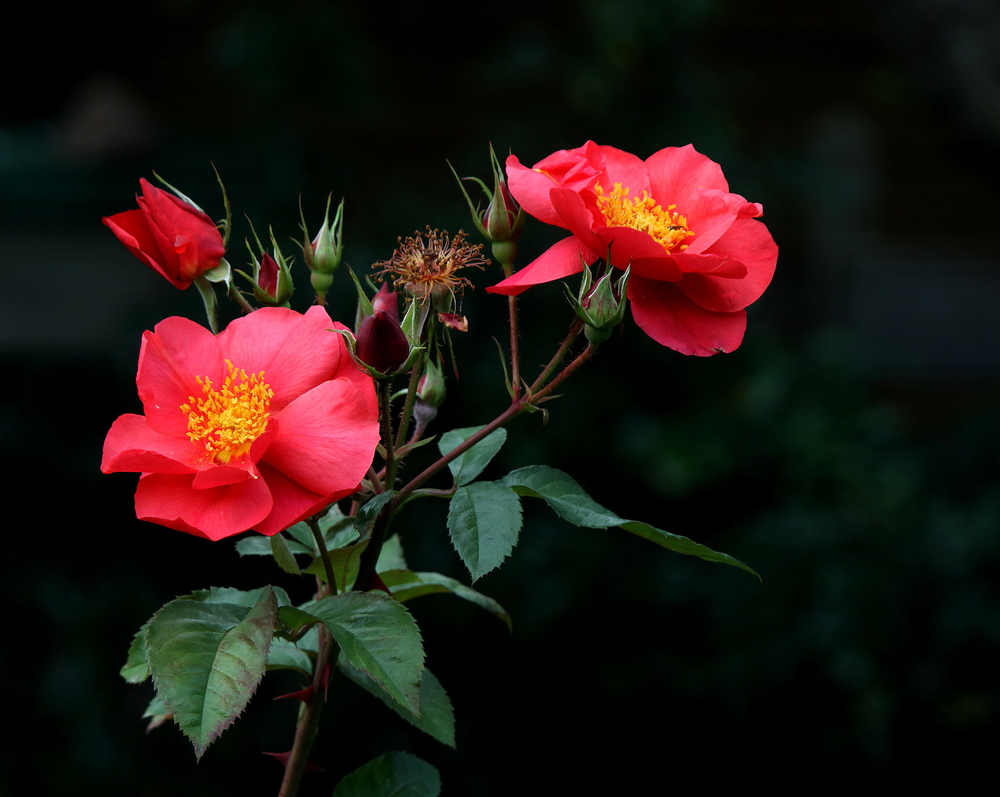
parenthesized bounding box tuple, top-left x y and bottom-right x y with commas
(486, 142, 778, 355)
(103, 178, 226, 289)
(102, 306, 380, 540)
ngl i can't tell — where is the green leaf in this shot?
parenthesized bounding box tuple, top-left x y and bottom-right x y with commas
(503, 465, 759, 578)
(188, 585, 291, 608)
(447, 481, 522, 581)
(333, 751, 441, 797)
(305, 591, 424, 713)
(278, 605, 319, 633)
(267, 637, 314, 675)
(143, 693, 172, 732)
(357, 491, 395, 537)
(380, 569, 512, 631)
(503, 465, 625, 527)
(376, 534, 408, 572)
(270, 533, 301, 574)
(618, 521, 760, 579)
(438, 426, 508, 486)
(121, 621, 151, 683)
(146, 587, 277, 758)
(340, 662, 455, 747)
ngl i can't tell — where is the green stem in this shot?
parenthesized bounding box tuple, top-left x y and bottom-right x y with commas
(529, 318, 584, 394)
(508, 295, 522, 399)
(276, 629, 338, 797)
(307, 515, 337, 593)
(394, 350, 424, 450)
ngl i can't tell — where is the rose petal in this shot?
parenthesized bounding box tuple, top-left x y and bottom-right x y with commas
(646, 144, 730, 204)
(596, 145, 650, 195)
(677, 217, 778, 313)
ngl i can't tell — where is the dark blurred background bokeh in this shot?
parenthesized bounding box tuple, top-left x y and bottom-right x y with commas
(5, 0, 1000, 793)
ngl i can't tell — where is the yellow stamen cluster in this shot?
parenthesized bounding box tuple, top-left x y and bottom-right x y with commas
(594, 182, 695, 253)
(181, 360, 274, 465)
(374, 227, 487, 304)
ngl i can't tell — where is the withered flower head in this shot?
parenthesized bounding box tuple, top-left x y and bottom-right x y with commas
(374, 227, 487, 310)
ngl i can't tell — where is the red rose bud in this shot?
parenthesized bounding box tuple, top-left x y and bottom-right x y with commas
(258, 252, 279, 298)
(103, 178, 225, 289)
(483, 176, 524, 244)
(355, 300, 410, 374)
(302, 196, 344, 279)
(570, 264, 630, 344)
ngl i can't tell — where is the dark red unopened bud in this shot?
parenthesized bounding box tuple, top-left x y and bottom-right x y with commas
(355, 303, 409, 375)
(258, 252, 279, 299)
(372, 282, 400, 323)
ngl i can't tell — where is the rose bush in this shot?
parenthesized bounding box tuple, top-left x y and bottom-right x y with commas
(102, 306, 379, 540)
(103, 178, 227, 289)
(487, 142, 778, 355)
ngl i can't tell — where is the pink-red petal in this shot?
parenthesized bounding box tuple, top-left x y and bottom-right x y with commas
(595, 145, 650, 195)
(646, 145, 730, 205)
(137, 318, 226, 437)
(628, 276, 747, 356)
(263, 374, 379, 496)
(103, 209, 189, 289)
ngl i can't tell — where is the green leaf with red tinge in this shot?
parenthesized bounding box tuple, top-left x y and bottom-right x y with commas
(380, 568, 512, 631)
(447, 481, 522, 581)
(145, 586, 277, 758)
(303, 591, 424, 714)
(333, 751, 441, 797)
(503, 465, 760, 579)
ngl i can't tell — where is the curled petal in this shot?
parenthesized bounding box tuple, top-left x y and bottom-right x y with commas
(487, 236, 595, 296)
(102, 414, 203, 474)
(135, 472, 273, 541)
(252, 463, 351, 537)
(678, 218, 778, 313)
(506, 142, 604, 227)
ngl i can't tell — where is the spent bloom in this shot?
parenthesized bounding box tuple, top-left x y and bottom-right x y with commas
(487, 142, 778, 356)
(103, 178, 226, 289)
(102, 306, 379, 540)
(375, 227, 487, 312)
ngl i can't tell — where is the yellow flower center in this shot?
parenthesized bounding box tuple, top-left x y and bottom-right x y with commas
(594, 182, 694, 253)
(180, 360, 274, 465)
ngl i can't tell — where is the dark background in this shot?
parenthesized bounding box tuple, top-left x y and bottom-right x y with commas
(4, 0, 1000, 793)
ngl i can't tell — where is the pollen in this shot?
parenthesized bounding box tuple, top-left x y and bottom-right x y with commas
(594, 183, 695, 253)
(374, 227, 487, 303)
(181, 360, 274, 465)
